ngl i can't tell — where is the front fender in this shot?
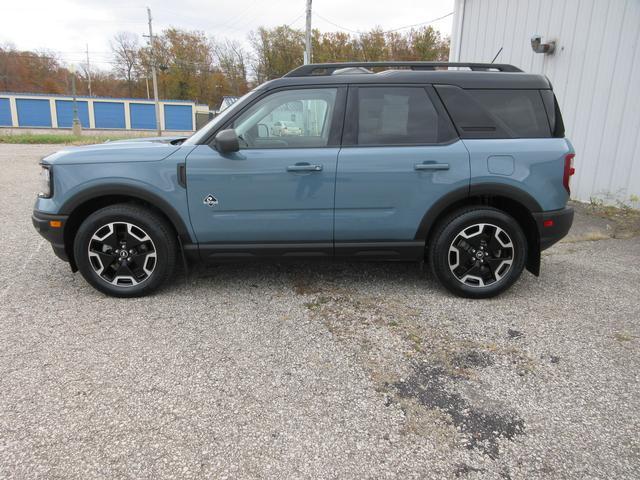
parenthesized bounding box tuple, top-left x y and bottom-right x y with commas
(35, 155, 195, 242)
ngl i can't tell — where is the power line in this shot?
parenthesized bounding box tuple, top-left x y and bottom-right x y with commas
(385, 12, 454, 33)
(314, 11, 454, 35)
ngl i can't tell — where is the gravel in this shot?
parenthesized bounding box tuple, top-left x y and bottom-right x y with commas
(1, 144, 638, 479)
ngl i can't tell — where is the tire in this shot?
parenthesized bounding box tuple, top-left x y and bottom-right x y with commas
(73, 204, 177, 297)
(428, 207, 527, 299)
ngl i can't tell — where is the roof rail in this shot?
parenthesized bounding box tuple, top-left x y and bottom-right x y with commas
(284, 61, 523, 77)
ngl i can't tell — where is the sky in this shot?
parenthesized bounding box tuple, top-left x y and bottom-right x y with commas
(0, 0, 454, 70)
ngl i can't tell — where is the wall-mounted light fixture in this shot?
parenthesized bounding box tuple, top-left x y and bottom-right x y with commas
(531, 35, 555, 54)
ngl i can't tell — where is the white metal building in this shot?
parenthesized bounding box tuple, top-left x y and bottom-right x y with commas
(449, 0, 640, 207)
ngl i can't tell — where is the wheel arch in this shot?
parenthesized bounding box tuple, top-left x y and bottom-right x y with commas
(60, 184, 193, 271)
(416, 183, 542, 276)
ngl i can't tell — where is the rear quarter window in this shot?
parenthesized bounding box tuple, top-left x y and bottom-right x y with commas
(468, 89, 551, 138)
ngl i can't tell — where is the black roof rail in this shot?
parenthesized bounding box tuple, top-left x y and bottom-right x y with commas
(284, 61, 523, 77)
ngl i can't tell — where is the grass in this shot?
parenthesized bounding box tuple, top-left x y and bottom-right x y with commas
(0, 133, 138, 145)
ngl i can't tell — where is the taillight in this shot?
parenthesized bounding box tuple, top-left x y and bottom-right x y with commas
(563, 153, 575, 194)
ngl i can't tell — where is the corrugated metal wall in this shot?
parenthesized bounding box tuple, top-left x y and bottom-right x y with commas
(450, 0, 640, 206)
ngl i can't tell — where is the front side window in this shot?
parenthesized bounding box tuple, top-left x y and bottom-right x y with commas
(356, 87, 444, 145)
(231, 88, 337, 149)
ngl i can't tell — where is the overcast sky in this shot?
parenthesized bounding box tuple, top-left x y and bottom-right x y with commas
(0, 0, 454, 69)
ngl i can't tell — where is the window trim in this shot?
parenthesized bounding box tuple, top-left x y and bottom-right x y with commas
(206, 85, 347, 150)
(342, 84, 459, 148)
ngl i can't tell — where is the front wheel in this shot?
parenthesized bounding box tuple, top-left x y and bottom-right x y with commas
(74, 204, 177, 297)
(428, 207, 527, 299)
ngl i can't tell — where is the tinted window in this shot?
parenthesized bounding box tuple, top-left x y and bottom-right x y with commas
(231, 88, 337, 149)
(356, 87, 446, 145)
(540, 89, 565, 138)
(469, 89, 551, 138)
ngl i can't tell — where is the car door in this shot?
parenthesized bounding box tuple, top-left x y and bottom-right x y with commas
(334, 85, 470, 258)
(186, 86, 345, 258)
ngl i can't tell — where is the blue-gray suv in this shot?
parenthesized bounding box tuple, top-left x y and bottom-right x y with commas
(32, 62, 575, 298)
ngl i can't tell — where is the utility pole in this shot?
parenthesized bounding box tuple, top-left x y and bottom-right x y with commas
(304, 0, 312, 64)
(71, 65, 82, 136)
(85, 44, 92, 97)
(147, 6, 162, 136)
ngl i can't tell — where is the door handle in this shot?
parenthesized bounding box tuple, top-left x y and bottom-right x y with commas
(287, 163, 323, 172)
(414, 162, 450, 171)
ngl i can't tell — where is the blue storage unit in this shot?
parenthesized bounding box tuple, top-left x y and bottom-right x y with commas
(164, 104, 193, 130)
(16, 99, 51, 127)
(93, 101, 125, 129)
(55, 100, 89, 128)
(0, 98, 12, 126)
(130, 103, 156, 130)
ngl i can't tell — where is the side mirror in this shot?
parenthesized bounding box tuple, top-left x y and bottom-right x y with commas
(214, 129, 240, 153)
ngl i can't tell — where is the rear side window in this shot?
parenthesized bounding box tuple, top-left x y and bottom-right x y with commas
(469, 89, 551, 138)
(355, 87, 453, 145)
(435, 85, 553, 139)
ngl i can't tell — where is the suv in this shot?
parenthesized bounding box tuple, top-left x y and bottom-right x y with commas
(32, 62, 574, 299)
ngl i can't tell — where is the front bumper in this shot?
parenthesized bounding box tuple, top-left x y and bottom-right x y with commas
(533, 207, 574, 251)
(32, 210, 69, 261)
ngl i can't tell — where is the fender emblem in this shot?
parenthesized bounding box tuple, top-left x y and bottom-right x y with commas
(203, 194, 218, 207)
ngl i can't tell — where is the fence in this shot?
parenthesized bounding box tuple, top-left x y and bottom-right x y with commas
(0, 92, 210, 132)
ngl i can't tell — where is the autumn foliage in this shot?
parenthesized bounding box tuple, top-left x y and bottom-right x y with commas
(0, 25, 448, 108)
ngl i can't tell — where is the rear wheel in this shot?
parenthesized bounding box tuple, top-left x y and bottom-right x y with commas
(74, 204, 177, 297)
(428, 207, 527, 298)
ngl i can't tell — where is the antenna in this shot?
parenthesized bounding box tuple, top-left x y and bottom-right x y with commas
(491, 47, 503, 64)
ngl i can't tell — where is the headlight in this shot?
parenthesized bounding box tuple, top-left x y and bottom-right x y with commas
(38, 165, 52, 198)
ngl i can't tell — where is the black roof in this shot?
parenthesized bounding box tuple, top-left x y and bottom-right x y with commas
(261, 62, 551, 90)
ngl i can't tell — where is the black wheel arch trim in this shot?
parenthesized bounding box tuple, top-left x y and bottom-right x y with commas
(415, 182, 543, 276)
(415, 182, 543, 241)
(59, 183, 194, 242)
(468, 182, 542, 211)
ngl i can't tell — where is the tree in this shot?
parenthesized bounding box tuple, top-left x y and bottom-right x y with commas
(111, 32, 140, 96)
(249, 26, 304, 82)
(215, 39, 248, 96)
(1, 24, 450, 109)
(410, 26, 449, 60)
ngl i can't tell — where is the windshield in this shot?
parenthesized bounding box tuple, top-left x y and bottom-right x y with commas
(183, 87, 260, 146)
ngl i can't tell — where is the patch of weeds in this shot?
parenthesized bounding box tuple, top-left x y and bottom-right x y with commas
(407, 331, 424, 353)
(303, 295, 331, 311)
(614, 332, 633, 342)
(395, 363, 525, 458)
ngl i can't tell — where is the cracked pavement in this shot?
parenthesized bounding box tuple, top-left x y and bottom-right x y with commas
(1, 145, 639, 479)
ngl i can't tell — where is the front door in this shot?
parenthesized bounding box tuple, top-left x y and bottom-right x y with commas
(334, 85, 470, 258)
(186, 87, 345, 257)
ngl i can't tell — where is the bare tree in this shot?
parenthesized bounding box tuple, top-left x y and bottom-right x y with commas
(111, 32, 140, 96)
(214, 39, 247, 95)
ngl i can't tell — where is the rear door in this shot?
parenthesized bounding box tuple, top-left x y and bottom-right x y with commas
(334, 85, 470, 258)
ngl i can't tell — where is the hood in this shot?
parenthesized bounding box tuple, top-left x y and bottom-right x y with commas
(41, 139, 185, 166)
